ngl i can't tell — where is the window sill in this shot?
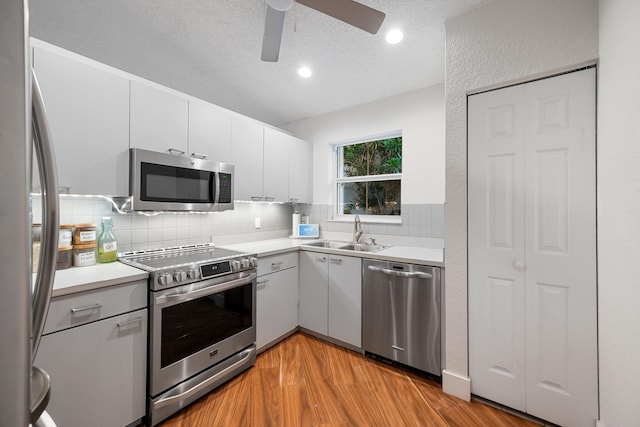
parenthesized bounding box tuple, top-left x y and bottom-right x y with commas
(329, 215, 402, 225)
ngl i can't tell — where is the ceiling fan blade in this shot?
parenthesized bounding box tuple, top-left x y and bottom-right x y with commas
(297, 0, 385, 34)
(261, 5, 286, 62)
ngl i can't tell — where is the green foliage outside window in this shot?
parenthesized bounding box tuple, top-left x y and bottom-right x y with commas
(339, 137, 402, 216)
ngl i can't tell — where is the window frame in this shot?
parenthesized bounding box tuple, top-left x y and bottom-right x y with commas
(332, 131, 403, 223)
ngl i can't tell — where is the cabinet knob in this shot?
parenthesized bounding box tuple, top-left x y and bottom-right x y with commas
(514, 260, 525, 270)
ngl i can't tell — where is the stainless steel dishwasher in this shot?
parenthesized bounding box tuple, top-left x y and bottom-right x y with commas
(363, 259, 441, 376)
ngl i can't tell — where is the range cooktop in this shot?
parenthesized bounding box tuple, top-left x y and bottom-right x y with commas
(118, 243, 257, 290)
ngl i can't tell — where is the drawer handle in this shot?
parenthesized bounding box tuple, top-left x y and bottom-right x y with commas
(70, 303, 102, 314)
(316, 256, 327, 262)
(257, 279, 269, 289)
(271, 261, 283, 270)
(392, 345, 405, 352)
(117, 316, 143, 329)
(329, 258, 342, 264)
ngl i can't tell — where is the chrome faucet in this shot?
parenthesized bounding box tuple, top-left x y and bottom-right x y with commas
(353, 215, 363, 243)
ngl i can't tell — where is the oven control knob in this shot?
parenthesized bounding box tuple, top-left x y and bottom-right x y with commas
(186, 268, 199, 280)
(231, 260, 241, 271)
(249, 257, 257, 267)
(158, 273, 173, 287)
(173, 270, 187, 283)
(241, 258, 250, 268)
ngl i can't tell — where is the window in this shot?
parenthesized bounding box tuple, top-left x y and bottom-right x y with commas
(335, 134, 402, 218)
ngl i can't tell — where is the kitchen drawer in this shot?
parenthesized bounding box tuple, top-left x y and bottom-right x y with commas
(44, 279, 147, 334)
(257, 252, 298, 276)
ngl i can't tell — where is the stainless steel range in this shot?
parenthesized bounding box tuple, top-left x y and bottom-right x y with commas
(119, 243, 257, 426)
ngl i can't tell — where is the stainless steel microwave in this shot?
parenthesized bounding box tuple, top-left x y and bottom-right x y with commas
(129, 148, 234, 212)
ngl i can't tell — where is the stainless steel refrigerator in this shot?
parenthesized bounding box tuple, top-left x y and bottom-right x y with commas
(1, 1, 59, 425)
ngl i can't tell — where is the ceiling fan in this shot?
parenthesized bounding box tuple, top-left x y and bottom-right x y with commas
(261, 0, 386, 62)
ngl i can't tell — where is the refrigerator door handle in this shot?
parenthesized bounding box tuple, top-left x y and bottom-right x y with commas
(31, 69, 59, 362)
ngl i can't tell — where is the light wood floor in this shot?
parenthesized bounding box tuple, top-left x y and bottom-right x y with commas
(159, 333, 539, 427)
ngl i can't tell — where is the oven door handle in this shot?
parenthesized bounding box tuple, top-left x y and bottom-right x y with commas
(155, 273, 257, 306)
(154, 346, 256, 409)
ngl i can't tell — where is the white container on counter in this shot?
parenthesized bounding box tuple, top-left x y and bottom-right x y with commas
(73, 243, 97, 267)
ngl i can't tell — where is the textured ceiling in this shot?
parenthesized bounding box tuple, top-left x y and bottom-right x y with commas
(29, 0, 493, 126)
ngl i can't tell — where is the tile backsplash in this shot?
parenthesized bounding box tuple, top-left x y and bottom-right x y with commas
(32, 197, 293, 253)
(32, 197, 444, 252)
(295, 203, 444, 239)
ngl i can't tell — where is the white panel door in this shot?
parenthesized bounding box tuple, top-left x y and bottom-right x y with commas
(298, 251, 328, 335)
(328, 255, 362, 348)
(469, 68, 597, 427)
(469, 83, 527, 411)
(188, 99, 232, 163)
(33, 47, 130, 195)
(130, 81, 188, 153)
(231, 115, 264, 201)
(263, 127, 290, 202)
(523, 69, 597, 427)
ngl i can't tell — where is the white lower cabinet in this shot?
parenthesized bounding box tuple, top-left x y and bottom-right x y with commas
(256, 253, 299, 350)
(35, 281, 147, 427)
(299, 251, 362, 348)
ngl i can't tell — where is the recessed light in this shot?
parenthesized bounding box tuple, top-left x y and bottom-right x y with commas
(298, 66, 312, 78)
(385, 29, 404, 45)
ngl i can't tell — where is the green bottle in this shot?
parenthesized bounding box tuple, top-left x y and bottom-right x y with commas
(98, 217, 117, 263)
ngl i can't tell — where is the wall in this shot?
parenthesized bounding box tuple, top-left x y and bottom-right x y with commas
(444, 0, 598, 400)
(285, 85, 445, 205)
(597, 1, 640, 425)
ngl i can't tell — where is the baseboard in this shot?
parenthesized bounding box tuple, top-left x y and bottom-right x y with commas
(442, 369, 471, 401)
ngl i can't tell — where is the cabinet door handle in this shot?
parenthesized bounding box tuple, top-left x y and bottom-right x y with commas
(70, 303, 102, 314)
(264, 196, 275, 202)
(117, 316, 143, 329)
(329, 258, 342, 264)
(257, 279, 269, 289)
(190, 152, 207, 159)
(168, 148, 185, 156)
(289, 198, 298, 203)
(316, 256, 327, 262)
(271, 261, 283, 270)
(251, 196, 263, 202)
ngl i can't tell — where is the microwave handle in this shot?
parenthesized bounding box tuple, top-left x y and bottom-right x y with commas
(209, 173, 217, 205)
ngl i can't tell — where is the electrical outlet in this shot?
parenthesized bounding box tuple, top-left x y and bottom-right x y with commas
(254, 217, 261, 229)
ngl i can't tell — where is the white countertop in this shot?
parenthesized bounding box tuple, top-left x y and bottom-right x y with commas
(46, 262, 149, 297)
(47, 238, 443, 297)
(225, 238, 444, 267)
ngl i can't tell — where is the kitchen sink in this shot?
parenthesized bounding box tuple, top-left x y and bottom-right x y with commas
(301, 240, 351, 249)
(338, 243, 389, 253)
(301, 240, 390, 253)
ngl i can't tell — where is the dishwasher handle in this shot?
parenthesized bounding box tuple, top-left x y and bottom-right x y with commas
(367, 265, 433, 279)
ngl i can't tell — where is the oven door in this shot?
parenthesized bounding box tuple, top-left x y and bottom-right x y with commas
(149, 270, 256, 397)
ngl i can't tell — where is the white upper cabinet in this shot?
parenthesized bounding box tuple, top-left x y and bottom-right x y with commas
(130, 80, 189, 154)
(288, 136, 312, 204)
(263, 127, 290, 202)
(188, 99, 232, 163)
(231, 115, 264, 201)
(33, 46, 130, 195)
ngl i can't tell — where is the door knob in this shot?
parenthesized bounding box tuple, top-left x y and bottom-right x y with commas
(514, 260, 525, 270)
